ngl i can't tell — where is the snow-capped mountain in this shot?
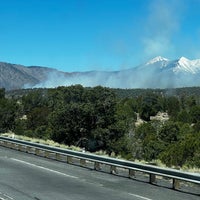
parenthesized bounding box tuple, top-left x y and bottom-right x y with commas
(1, 56, 200, 90)
(145, 56, 169, 66)
(141, 56, 200, 74)
(173, 57, 200, 74)
(124, 56, 200, 88)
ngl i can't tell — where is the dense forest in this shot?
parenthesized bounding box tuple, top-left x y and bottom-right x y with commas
(1, 86, 200, 168)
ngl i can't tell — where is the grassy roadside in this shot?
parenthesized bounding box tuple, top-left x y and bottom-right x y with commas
(1, 132, 200, 174)
(1, 132, 82, 152)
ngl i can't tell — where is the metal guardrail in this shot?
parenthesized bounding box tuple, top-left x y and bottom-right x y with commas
(0, 136, 200, 190)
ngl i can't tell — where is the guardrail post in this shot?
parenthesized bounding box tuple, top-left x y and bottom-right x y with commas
(173, 178, 180, 190)
(4, 141, 8, 147)
(6, 142, 9, 147)
(149, 174, 156, 184)
(45, 151, 50, 158)
(110, 165, 117, 174)
(94, 162, 101, 170)
(129, 169, 136, 178)
(3, 141, 7, 147)
(35, 148, 40, 156)
(67, 156, 72, 164)
(55, 153, 61, 161)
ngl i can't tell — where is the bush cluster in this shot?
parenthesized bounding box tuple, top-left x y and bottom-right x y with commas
(1, 86, 200, 168)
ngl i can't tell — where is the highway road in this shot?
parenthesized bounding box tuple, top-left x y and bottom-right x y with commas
(0, 146, 199, 200)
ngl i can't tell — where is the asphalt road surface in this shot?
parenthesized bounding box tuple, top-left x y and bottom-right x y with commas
(0, 146, 199, 200)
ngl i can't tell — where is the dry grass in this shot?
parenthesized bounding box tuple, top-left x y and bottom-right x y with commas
(1, 133, 82, 152)
(1, 132, 200, 174)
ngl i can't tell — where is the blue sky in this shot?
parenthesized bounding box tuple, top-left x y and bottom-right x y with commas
(0, 0, 200, 72)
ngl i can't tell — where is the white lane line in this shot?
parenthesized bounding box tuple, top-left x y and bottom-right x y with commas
(0, 192, 14, 200)
(128, 193, 153, 200)
(10, 158, 78, 179)
(2, 194, 14, 200)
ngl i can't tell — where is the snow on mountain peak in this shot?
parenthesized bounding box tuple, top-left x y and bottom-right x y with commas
(174, 57, 200, 74)
(146, 56, 169, 65)
(178, 56, 190, 65)
(179, 56, 189, 61)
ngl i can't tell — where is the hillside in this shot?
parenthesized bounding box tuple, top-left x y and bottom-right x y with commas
(0, 62, 66, 90)
(1, 56, 200, 90)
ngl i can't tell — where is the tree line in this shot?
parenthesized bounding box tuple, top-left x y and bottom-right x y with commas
(1, 86, 200, 168)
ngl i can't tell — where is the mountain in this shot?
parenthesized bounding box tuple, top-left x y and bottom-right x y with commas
(0, 62, 70, 90)
(1, 56, 200, 90)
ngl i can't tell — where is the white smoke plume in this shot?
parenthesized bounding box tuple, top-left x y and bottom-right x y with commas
(29, 0, 199, 90)
(142, 0, 184, 58)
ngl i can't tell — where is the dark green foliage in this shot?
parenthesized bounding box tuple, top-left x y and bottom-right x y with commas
(138, 93, 163, 121)
(22, 89, 48, 113)
(159, 132, 200, 167)
(14, 119, 27, 136)
(1, 86, 200, 168)
(116, 98, 137, 127)
(193, 121, 200, 132)
(177, 110, 191, 123)
(0, 88, 5, 99)
(49, 103, 93, 145)
(47, 85, 124, 153)
(158, 121, 180, 143)
(189, 105, 200, 123)
(26, 107, 50, 130)
(112, 87, 200, 99)
(166, 96, 180, 118)
(133, 122, 165, 161)
(0, 98, 19, 132)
